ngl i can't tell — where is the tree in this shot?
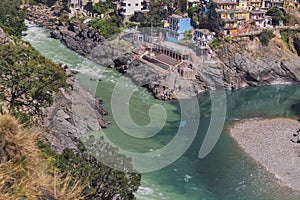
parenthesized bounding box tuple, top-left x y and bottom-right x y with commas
(187, 6, 200, 28)
(89, 16, 122, 38)
(0, 39, 68, 116)
(54, 138, 141, 199)
(0, 0, 27, 37)
(174, 0, 187, 14)
(93, 1, 111, 15)
(266, 6, 289, 25)
(259, 30, 275, 46)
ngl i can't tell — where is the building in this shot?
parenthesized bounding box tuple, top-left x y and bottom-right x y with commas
(212, 0, 252, 35)
(193, 29, 214, 60)
(69, 0, 81, 8)
(120, 0, 143, 16)
(237, 0, 248, 10)
(156, 41, 193, 62)
(165, 14, 193, 43)
(234, 10, 250, 27)
(249, 0, 263, 8)
(178, 64, 196, 80)
(250, 9, 272, 28)
(193, 29, 214, 49)
(211, 0, 239, 35)
(262, 0, 284, 8)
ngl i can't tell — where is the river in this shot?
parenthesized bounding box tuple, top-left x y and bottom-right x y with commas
(23, 23, 300, 200)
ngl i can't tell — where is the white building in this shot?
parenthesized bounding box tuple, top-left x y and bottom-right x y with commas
(193, 29, 214, 49)
(120, 0, 143, 16)
(69, 0, 81, 8)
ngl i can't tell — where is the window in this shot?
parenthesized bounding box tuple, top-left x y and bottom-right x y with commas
(128, 3, 131, 6)
(135, 3, 139, 6)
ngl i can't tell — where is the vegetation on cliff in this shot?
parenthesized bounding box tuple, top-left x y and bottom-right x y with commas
(259, 30, 275, 46)
(54, 143, 141, 199)
(0, 37, 68, 117)
(280, 29, 300, 55)
(0, 33, 141, 198)
(86, 1, 123, 38)
(0, 0, 27, 37)
(89, 14, 122, 39)
(0, 1, 141, 199)
(0, 115, 85, 199)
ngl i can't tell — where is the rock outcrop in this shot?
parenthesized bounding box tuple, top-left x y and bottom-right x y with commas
(214, 37, 300, 90)
(50, 22, 103, 56)
(43, 72, 109, 152)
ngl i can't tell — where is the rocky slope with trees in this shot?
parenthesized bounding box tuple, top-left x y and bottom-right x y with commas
(196, 35, 300, 91)
(0, 1, 141, 199)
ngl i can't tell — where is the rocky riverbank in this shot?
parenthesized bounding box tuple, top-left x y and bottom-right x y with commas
(229, 118, 300, 191)
(42, 69, 109, 152)
(25, 4, 300, 100)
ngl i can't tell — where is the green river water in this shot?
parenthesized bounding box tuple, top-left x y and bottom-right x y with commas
(23, 23, 300, 200)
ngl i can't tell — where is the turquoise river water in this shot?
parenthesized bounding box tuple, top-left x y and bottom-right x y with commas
(23, 23, 300, 200)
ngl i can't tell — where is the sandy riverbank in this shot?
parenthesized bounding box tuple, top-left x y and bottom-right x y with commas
(229, 118, 300, 191)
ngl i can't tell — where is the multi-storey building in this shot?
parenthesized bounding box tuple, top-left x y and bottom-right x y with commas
(262, 0, 284, 8)
(249, 0, 263, 8)
(165, 14, 193, 43)
(212, 0, 239, 35)
(237, 0, 248, 10)
(193, 29, 214, 49)
(250, 9, 272, 28)
(211, 0, 252, 35)
(120, 0, 143, 16)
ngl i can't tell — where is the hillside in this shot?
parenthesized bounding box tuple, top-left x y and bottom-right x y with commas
(0, 115, 84, 199)
(0, 5, 141, 198)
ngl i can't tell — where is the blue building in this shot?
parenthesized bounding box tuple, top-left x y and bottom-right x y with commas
(166, 14, 193, 44)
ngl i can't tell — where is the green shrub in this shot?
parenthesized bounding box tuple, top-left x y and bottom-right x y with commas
(225, 36, 233, 42)
(93, 1, 111, 15)
(259, 30, 275, 46)
(55, 140, 141, 200)
(280, 29, 290, 44)
(210, 38, 221, 50)
(89, 18, 121, 38)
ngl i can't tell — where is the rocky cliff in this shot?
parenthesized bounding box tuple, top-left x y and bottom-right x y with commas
(42, 71, 109, 152)
(215, 37, 300, 90)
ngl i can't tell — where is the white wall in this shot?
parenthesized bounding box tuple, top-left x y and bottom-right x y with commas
(121, 0, 143, 15)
